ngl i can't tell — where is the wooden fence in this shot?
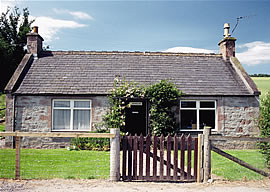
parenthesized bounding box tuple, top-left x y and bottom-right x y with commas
(203, 127, 270, 181)
(0, 130, 119, 180)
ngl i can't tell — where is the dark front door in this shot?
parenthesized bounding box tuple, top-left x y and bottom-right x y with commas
(125, 100, 147, 136)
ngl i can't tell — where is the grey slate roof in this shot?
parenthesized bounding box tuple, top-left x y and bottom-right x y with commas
(14, 51, 252, 96)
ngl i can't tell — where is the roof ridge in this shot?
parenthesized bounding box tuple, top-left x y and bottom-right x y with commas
(43, 50, 221, 57)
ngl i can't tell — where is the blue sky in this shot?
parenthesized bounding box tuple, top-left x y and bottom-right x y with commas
(1, 0, 270, 74)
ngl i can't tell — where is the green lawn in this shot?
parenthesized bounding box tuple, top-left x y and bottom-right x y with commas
(0, 94, 5, 119)
(212, 149, 268, 181)
(0, 124, 4, 132)
(251, 77, 270, 98)
(0, 148, 267, 181)
(0, 149, 110, 179)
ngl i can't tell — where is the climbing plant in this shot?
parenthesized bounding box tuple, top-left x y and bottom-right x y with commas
(103, 78, 182, 136)
(103, 77, 145, 131)
(145, 80, 182, 136)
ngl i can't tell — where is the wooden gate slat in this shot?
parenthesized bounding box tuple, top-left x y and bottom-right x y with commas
(128, 135, 133, 180)
(139, 134, 144, 180)
(160, 135, 164, 180)
(173, 134, 178, 181)
(153, 135, 158, 179)
(194, 137, 198, 180)
(187, 134, 192, 180)
(122, 134, 197, 182)
(180, 134, 185, 180)
(146, 134, 151, 180)
(122, 135, 127, 181)
(167, 135, 171, 179)
(133, 134, 138, 180)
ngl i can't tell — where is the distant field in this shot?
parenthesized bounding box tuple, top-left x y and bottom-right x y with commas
(251, 77, 270, 97)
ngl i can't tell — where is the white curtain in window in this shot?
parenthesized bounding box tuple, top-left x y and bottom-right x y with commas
(73, 110, 90, 130)
(53, 109, 70, 130)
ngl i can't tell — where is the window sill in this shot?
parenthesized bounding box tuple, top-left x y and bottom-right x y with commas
(51, 130, 91, 132)
(180, 129, 217, 132)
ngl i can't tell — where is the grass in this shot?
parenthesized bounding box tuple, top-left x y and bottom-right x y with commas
(212, 149, 268, 181)
(0, 149, 110, 179)
(0, 148, 266, 181)
(0, 124, 4, 132)
(251, 77, 270, 98)
(0, 94, 5, 119)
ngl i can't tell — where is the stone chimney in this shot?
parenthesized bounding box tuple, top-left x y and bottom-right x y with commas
(26, 26, 44, 58)
(218, 23, 236, 60)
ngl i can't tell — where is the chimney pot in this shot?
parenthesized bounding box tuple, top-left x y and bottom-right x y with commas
(223, 23, 230, 37)
(33, 26, 38, 33)
(218, 23, 236, 60)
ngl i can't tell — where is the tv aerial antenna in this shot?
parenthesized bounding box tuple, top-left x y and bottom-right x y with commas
(231, 15, 256, 35)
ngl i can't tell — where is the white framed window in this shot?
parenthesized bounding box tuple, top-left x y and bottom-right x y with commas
(180, 100, 216, 131)
(52, 99, 92, 131)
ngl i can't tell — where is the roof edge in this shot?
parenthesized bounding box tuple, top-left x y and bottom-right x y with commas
(4, 54, 34, 94)
(44, 50, 222, 57)
(229, 57, 261, 96)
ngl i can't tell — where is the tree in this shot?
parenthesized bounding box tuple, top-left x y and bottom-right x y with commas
(0, 7, 33, 92)
(259, 92, 270, 167)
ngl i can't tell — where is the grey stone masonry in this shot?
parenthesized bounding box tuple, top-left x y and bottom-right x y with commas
(5, 95, 109, 148)
(5, 95, 259, 149)
(217, 96, 260, 137)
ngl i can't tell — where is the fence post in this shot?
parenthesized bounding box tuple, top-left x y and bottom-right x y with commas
(203, 126, 211, 183)
(197, 134, 203, 182)
(15, 136, 21, 180)
(110, 128, 120, 181)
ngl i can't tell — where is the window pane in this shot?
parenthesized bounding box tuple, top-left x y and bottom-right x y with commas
(73, 110, 90, 130)
(200, 101, 215, 108)
(181, 101, 196, 108)
(180, 110, 197, 130)
(53, 109, 70, 130)
(199, 110, 215, 129)
(74, 101, 91, 108)
(54, 101, 70, 108)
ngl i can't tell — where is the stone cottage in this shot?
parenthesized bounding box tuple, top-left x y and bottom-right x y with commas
(4, 24, 260, 148)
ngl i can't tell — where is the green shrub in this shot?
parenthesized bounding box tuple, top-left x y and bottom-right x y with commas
(258, 92, 270, 167)
(0, 94, 5, 119)
(145, 80, 182, 136)
(70, 129, 110, 151)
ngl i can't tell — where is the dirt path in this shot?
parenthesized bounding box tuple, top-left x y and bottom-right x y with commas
(1, 178, 270, 192)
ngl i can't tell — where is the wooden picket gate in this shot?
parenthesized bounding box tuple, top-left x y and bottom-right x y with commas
(121, 134, 198, 182)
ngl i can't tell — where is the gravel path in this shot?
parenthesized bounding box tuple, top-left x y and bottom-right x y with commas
(1, 178, 270, 192)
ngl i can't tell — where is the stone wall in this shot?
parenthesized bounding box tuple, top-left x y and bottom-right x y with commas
(5, 95, 109, 148)
(217, 96, 260, 137)
(215, 96, 260, 149)
(5, 94, 260, 149)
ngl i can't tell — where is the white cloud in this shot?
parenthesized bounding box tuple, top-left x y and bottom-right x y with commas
(236, 41, 270, 66)
(30, 16, 87, 42)
(163, 46, 215, 54)
(53, 8, 93, 20)
(69, 11, 93, 20)
(0, 0, 16, 13)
